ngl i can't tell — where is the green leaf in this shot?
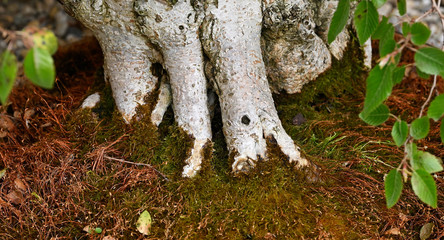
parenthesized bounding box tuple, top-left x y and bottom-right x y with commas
(373, 17, 396, 57)
(410, 116, 430, 140)
(136, 210, 152, 235)
(32, 30, 58, 55)
(354, 0, 379, 45)
(411, 22, 431, 46)
(385, 169, 403, 208)
(402, 22, 411, 36)
(362, 64, 395, 115)
(398, 0, 406, 15)
(393, 66, 405, 84)
(0, 50, 18, 104)
(415, 47, 444, 76)
(372, 17, 391, 39)
(359, 104, 390, 126)
(391, 120, 408, 146)
(94, 227, 102, 234)
(0, 168, 5, 179)
(406, 142, 418, 160)
(411, 169, 437, 208)
(328, 0, 350, 44)
(411, 151, 443, 174)
(441, 120, 444, 144)
(372, 0, 387, 8)
(417, 67, 431, 79)
(23, 47, 55, 89)
(427, 94, 444, 121)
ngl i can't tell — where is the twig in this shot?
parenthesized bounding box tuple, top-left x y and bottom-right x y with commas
(419, 76, 438, 118)
(104, 155, 170, 182)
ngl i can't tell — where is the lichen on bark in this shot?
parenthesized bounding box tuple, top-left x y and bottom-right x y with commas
(60, 0, 359, 177)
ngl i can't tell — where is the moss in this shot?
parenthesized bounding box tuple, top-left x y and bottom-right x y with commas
(56, 31, 385, 239)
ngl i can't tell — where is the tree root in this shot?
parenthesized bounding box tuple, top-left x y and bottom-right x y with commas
(62, 0, 361, 178)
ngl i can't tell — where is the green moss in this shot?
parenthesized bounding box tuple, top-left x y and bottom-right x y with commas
(56, 31, 386, 239)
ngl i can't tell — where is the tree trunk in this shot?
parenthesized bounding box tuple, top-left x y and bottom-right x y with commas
(59, 0, 363, 177)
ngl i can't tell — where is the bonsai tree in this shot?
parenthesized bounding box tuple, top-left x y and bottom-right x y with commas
(58, 0, 363, 177)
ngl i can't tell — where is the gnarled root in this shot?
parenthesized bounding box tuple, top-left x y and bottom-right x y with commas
(201, 0, 310, 173)
(135, 0, 212, 177)
(60, 0, 160, 122)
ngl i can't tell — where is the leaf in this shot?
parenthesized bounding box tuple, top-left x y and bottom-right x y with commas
(402, 22, 411, 36)
(391, 120, 408, 146)
(411, 22, 431, 46)
(359, 104, 390, 126)
(372, 0, 387, 8)
(392, 66, 405, 84)
(397, 0, 406, 15)
(23, 47, 55, 89)
(420, 222, 434, 240)
(372, 17, 396, 57)
(385, 169, 403, 208)
(95, 227, 102, 234)
(328, 0, 350, 44)
(0, 50, 18, 104)
(427, 94, 444, 121)
(136, 210, 152, 235)
(32, 29, 58, 55)
(362, 64, 395, 115)
(410, 116, 430, 140)
(406, 142, 418, 160)
(411, 151, 443, 174)
(354, 0, 379, 45)
(414, 47, 444, 76)
(417, 67, 431, 79)
(441, 120, 444, 144)
(411, 169, 437, 208)
(0, 168, 5, 179)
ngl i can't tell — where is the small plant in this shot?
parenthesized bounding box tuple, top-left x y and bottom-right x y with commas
(329, 0, 444, 208)
(0, 24, 57, 104)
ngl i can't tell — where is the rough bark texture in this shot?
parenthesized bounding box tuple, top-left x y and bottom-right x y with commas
(200, 0, 308, 171)
(60, 0, 362, 177)
(60, 0, 161, 123)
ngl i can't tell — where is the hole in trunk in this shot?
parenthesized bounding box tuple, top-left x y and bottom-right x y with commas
(241, 115, 250, 125)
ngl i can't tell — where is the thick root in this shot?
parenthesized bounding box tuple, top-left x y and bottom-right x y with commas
(182, 139, 210, 177)
(136, 0, 212, 176)
(151, 77, 172, 126)
(201, 0, 309, 174)
(60, 0, 160, 122)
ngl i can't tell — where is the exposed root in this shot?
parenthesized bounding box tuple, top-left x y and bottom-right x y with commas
(151, 77, 172, 126)
(201, 0, 312, 174)
(60, 0, 160, 122)
(182, 139, 210, 178)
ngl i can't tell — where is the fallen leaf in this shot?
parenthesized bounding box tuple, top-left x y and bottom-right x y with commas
(103, 236, 116, 240)
(24, 108, 36, 120)
(0, 114, 14, 131)
(420, 222, 434, 240)
(385, 228, 401, 235)
(14, 178, 27, 192)
(136, 210, 152, 235)
(0, 168, 6, 179)
(6, 190, 23, 204)
(83, 225, 92, 233)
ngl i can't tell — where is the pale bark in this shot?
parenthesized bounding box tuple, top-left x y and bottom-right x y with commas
(135, 0, 212, 177)
(61, 0, 364, 177)
(60, 0, 160, 123)
(200, 0, 308, 171)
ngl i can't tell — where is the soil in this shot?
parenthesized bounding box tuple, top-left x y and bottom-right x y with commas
(0, 35, 443, 239)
